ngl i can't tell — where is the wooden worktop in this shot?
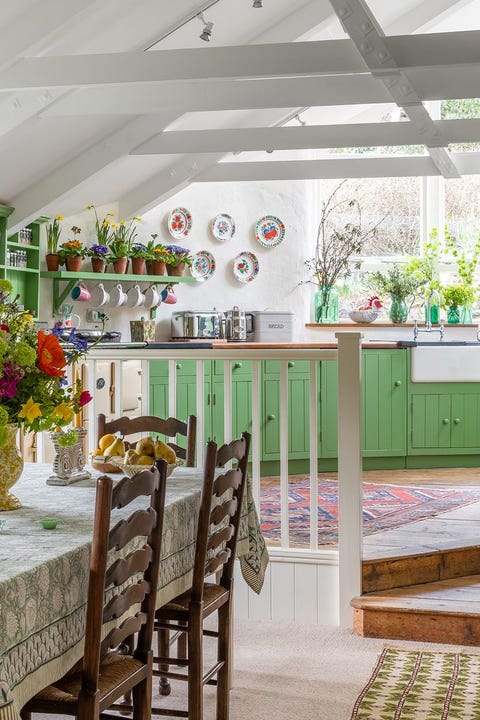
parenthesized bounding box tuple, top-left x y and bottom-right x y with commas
(211, 341, 400, 349)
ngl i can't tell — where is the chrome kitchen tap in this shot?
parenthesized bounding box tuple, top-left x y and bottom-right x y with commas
(413, 304, 445, 342)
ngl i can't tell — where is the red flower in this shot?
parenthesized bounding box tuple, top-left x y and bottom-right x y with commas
(78, 390, 92, 407)
(37, 331, 67, 377)
(0, 324, 9, 332)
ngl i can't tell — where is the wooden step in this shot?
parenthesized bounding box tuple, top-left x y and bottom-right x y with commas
(362, 544, 480, 593)
(353, 573, 480, 645)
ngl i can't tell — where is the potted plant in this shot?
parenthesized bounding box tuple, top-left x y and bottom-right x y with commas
(368, 264, 423, 323)
(129, 242, 149, 275)
(58, 226, 86, 272)
(86, 243, 110, 273)
(108, 216, 141, 274)
(165, 244, 193, 277)
(45, 214, 63, 271)
(304, 181, 383, 323)
(146, 235, 169, 275)
(445, 226, 480, 323)
(441, 284, 477, 324)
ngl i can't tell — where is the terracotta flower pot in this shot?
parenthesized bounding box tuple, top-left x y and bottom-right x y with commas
(90, 258, 106, 273)
(65, 256, 83, 272)
(166, 262, 185, 277)
(131, 257, 146, 275)
(112, 257, 129, 274)
(45, 253, 61, 272)
(150, 260, 166, 276)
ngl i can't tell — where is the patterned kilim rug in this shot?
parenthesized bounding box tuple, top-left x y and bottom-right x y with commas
(350, 647, 480, 719)
(260, 479, 480, 546)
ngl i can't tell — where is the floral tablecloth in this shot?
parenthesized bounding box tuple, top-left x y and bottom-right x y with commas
(0, 463, 268, 720)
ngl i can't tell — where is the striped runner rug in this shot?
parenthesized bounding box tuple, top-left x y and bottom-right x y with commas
(351, 647, 480, 719)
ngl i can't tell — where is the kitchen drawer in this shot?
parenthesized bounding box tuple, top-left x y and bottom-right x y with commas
(263, 360, 311, 375)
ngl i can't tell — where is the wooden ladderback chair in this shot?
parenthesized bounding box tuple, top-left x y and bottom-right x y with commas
(21, 459, 168, 720)
(153, 431, 251, 720)
(97, 413, 197, 466)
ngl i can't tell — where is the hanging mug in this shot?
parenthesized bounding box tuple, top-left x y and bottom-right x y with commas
(108, 283, 127, 308)
(70, 282, 91, 302)
(164, 286, 177, 305)
(90, 282, 110, 308)
(144, 285, 160, 310)
(126, 284, 145, 308)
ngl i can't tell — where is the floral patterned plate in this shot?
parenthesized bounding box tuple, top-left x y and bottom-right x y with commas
(190, 250, 216, 282)
(167, 207, 192, 239)
(212, 213, 236, 242)
(233, 251, 260, 283)
(255, 215, 285, 248)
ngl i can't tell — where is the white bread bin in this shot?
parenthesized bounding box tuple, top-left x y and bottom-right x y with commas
(252, 311, 294, 342)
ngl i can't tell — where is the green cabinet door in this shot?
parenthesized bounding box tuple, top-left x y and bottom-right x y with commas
(261, 360, 315, 461)
(362, 350, 407, 456)
(320, 350, 408, 458)
(410, 389, 480, 453)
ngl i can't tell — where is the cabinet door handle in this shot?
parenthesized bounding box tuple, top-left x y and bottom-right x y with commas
(394, 380, 402, 386)
(288, 361, 295, 368)
(233, 362, 243, 369)
(454, 418, 461, 424)
(176, 363, 182, 370)
(267, 414, 276, 421)
(442, 418, 450, 424)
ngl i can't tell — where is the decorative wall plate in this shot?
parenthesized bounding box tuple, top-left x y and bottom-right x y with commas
(167, 207, 192, 239)
(233, 251, 260, 283)
(212, 213, 236, 242)
(190, 250, 216, 282)
(255, 215, 285, 248)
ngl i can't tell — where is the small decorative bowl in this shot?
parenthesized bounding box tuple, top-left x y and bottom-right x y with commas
(40, 518, 59, 530)
(111, 458, 183, 478)
(349, 309, 382, 324)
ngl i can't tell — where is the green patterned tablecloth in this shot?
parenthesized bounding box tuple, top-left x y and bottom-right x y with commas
(0, 463, 268, 720)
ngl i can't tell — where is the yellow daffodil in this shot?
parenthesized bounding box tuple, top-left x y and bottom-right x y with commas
(55, 214, 64, 222)
(18, 397, 42, 422)
(51, 402, 75, 423)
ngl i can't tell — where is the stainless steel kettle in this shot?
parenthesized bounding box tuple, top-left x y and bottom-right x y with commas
(225, 306, 254, 342)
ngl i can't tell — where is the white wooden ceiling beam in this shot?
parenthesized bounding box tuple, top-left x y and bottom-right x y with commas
(329, 0, 460, 179)
(130, 118, 480, 155)
(42, 75, 392, 116)
(195, 156, 441, 181)
(3, 30, 480, 91)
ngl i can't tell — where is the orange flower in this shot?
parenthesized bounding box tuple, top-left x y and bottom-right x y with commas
(37, 331, 66, 377)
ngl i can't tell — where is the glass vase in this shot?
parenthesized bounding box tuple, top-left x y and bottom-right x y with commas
(460, 304, 473, 324)
(447, 305, 460, 324)
(389, 295, 408, 324)
(314, 286, 339, 324)
(0, 424, 23, 510)
(424, 289, 440, 324)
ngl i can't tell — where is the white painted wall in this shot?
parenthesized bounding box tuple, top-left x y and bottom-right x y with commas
(39, 182, 325, 341)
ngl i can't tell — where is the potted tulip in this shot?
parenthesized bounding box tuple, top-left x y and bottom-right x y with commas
(45, 215, 63, 271)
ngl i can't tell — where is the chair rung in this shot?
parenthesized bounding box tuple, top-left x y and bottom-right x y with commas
(153, 669, 189, 682)
(152, 707, 188, 717)
(203, 660, 224, 685)
(153, 656, 188, 667)
(203, 629, 218, 638)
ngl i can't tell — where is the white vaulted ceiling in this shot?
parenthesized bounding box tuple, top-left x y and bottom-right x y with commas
(1, 0, 480, 231)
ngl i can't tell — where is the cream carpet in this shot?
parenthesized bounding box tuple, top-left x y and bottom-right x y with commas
(30, 619, 480, 720)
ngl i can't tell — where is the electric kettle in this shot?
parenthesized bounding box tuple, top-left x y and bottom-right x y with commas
(224, 306, 254, 342)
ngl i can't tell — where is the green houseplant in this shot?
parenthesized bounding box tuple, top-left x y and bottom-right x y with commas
(368, 264, 424, 323)
(165, 244, 193, 277)
(86, 244, 110, 273)
(46, 215, 63, 271)
(441, 284, 477, 324)
(107, 216, 142, 273)
(129, 243, 149, 275)
(146, 236, 169, 276)
(58, 227, 86, 272)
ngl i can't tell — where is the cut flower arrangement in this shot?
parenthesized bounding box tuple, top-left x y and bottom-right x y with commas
(0, 280, 93, 447)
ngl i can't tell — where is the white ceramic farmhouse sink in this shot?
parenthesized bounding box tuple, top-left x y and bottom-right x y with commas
(411, 344, 480, 382)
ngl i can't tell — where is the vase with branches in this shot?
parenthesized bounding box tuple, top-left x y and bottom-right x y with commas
(304, 181, 383, 323)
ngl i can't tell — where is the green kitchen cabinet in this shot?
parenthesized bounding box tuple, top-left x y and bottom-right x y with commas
(409, 384, 480, 454)
(262, 360, 315, 461)
(320, 349, 408, 459)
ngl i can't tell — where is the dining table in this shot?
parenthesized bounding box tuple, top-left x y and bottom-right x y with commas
(0, 462, 268, 720)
